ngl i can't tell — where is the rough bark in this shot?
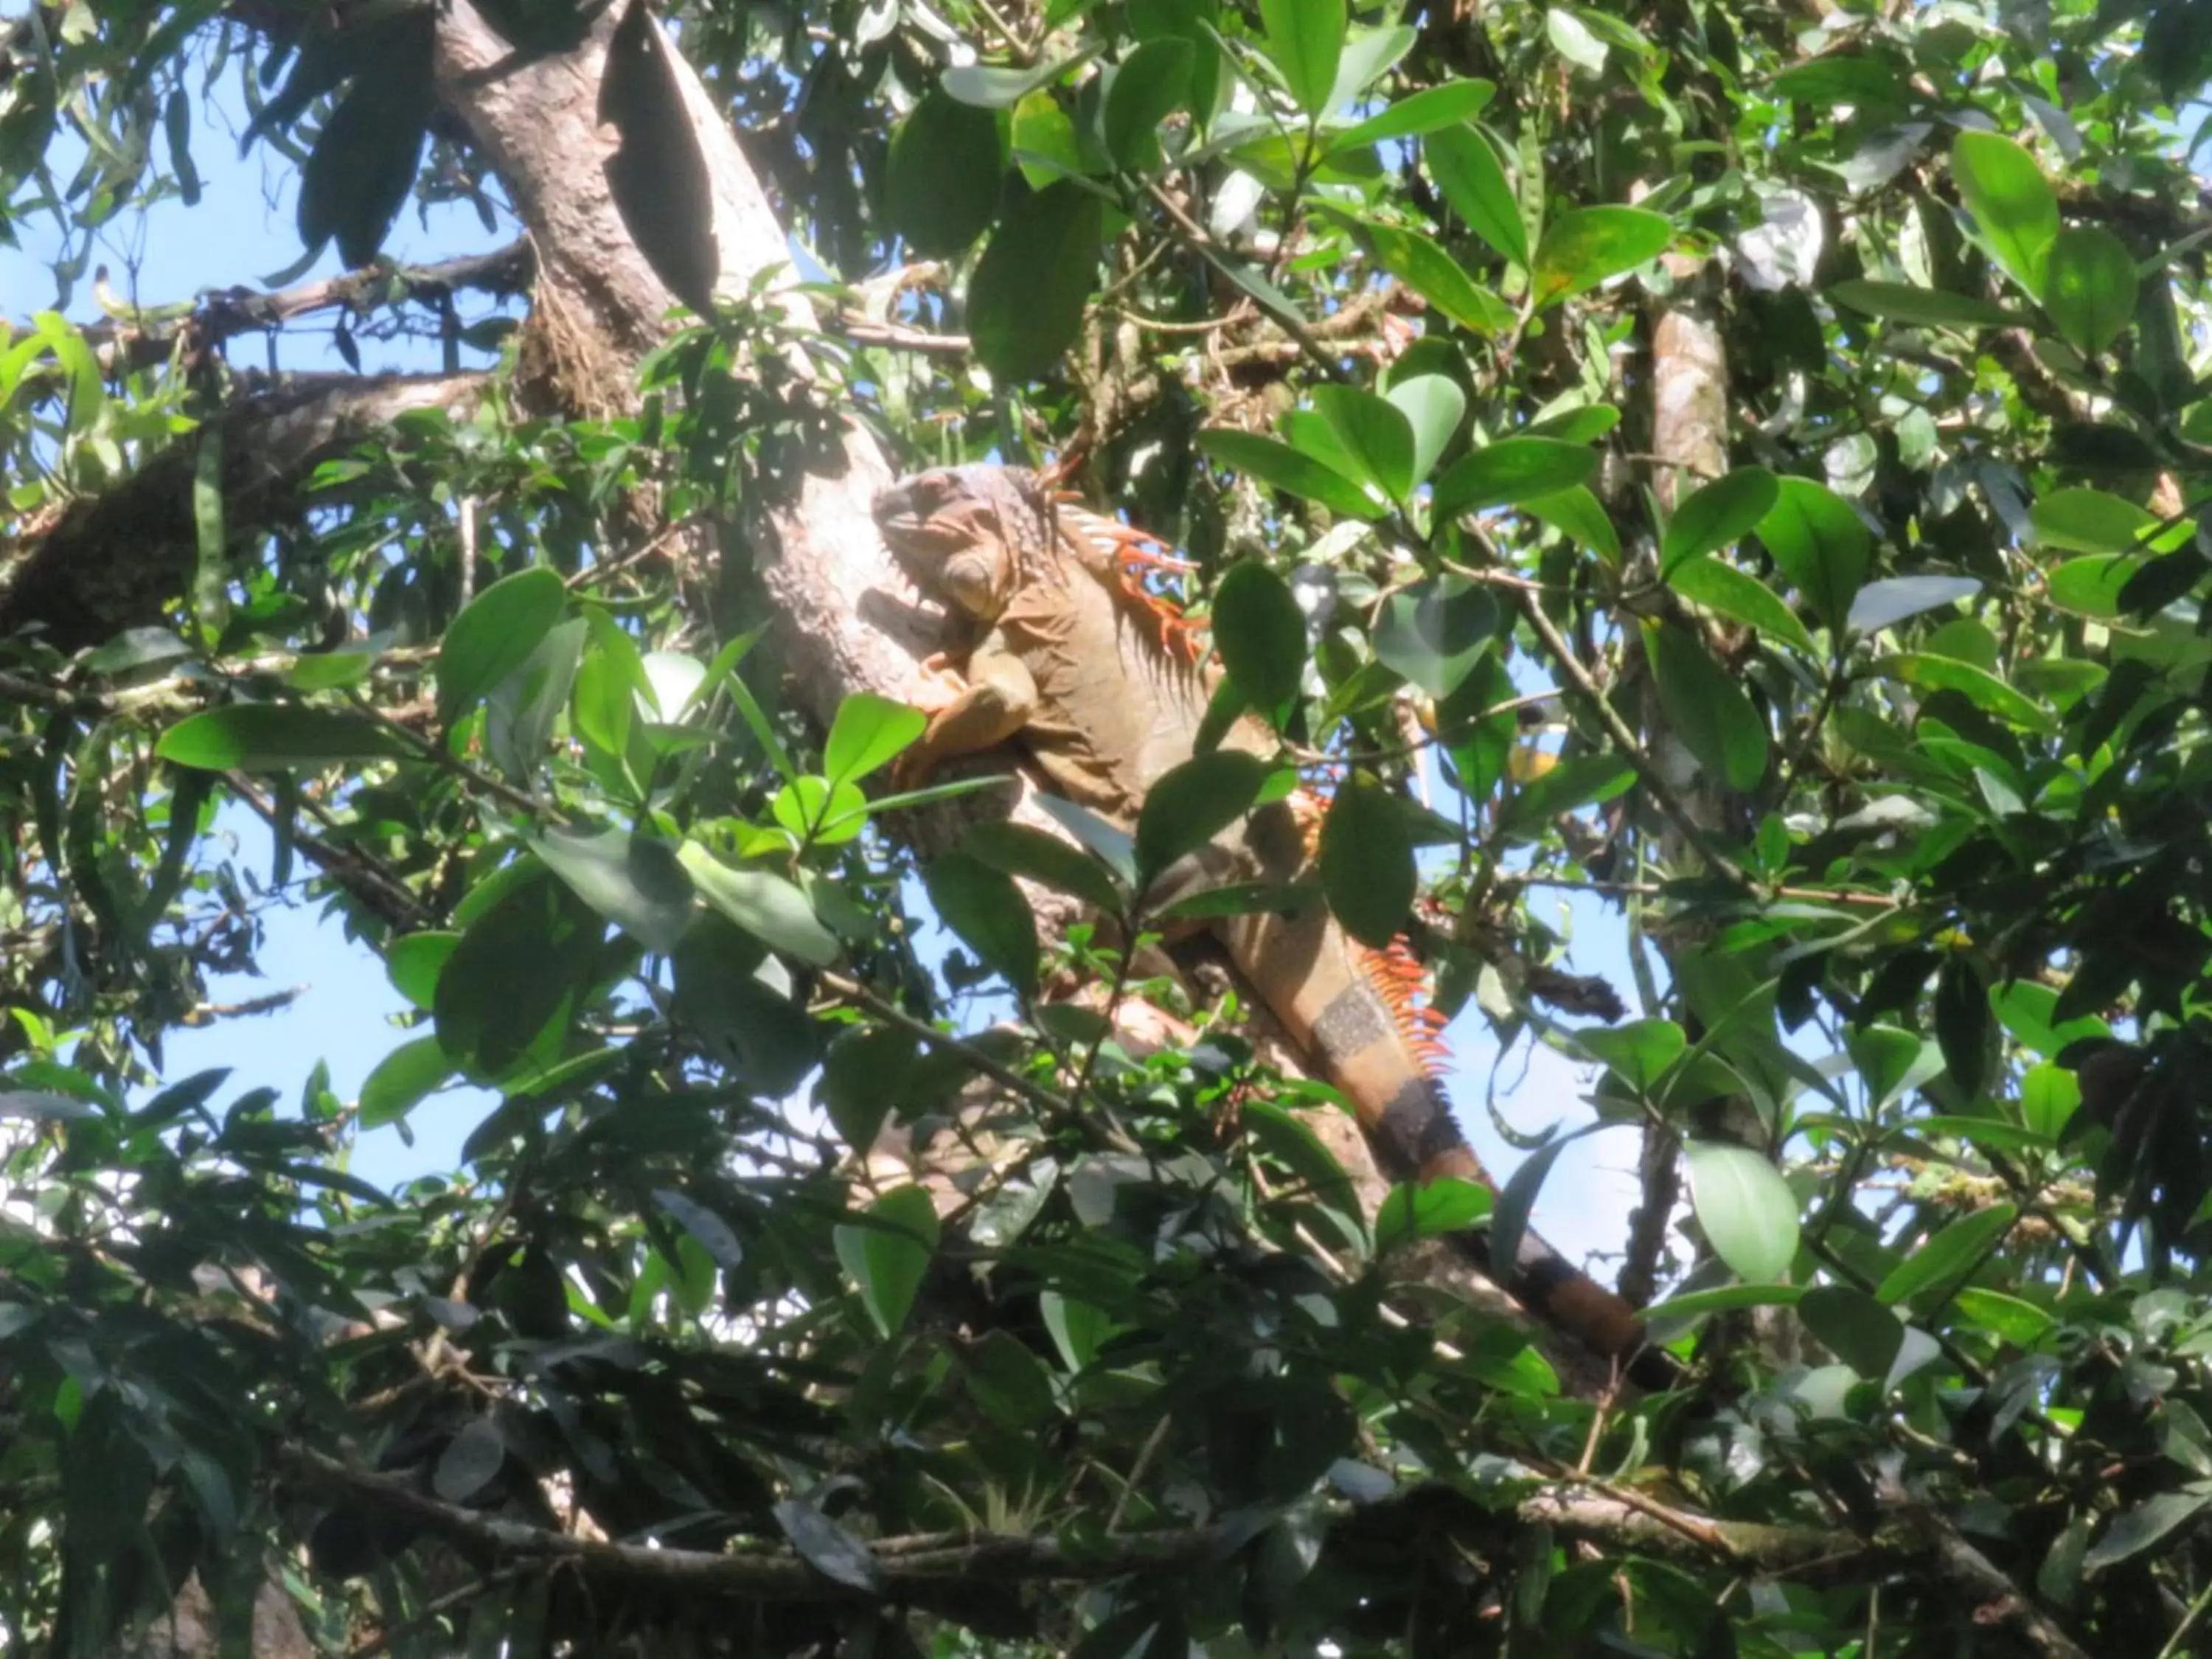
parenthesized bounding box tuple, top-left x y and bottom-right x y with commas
(0, 371, 486, 650)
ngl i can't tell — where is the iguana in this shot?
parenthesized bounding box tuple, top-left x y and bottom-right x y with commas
(874, 463, 1665, 1384)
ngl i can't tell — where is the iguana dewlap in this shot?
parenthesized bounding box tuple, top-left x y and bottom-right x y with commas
(874, 465, 1656, 1380)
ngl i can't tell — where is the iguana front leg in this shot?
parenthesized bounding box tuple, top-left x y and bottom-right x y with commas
(893, 629, 1039, 789)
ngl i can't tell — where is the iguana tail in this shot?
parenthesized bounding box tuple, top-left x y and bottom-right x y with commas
(1216, 805, 1661, 1380)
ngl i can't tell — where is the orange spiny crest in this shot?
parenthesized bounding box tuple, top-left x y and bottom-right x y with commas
(1354, 936, 1453, 1073)
(1060, 502, 1207, 667)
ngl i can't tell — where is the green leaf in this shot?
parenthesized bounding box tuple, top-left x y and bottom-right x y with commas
(969, 181, 1102, 382)
(1330, 212, 1514, 334)
(1324, 24, 1414, 111)
(1373, 575, 1496, 699)
(1826, 280, 2015, 330)
(1523, 484, 1621, 563)
(1683, 1139, 1801, 1284)
(1994, 980, 2111, 1061)
(1210, 564, 1306, 726)
(886, 91, 1005, 257)
(434, 872, 601, 1080)
(1320, 772, 1415, 947)
(1934, 955, 1991, 1100)
(532, 827, 695, 955)
(678, 843, 841, 967)
(1874, 654, 2056, 734)
(962, 821, 1127, 914)
(439, 567, 568, 725)
(1644, 622, 1767, 790)
(1489, 1133, 1576, 1290)
(484, 618, 585, 779)
(1529, 206, 1672, 307)
(386, 931, 459, 1012)
(834, 1186, 941, 1338)
(1874, 1203, 2014, 1308)
(1846, 575, 1980, 634)
(1105, 38, 1192, 170)
(2019, 1062, 2083, 1141)
(156, 705, 408, 771)
(1011, 88, 1085, 188)
(1950, 131, 2058, 300)
(1328, 79, 1495, 151)
(1375, 1178, 1492, 1254)
(2042, 226, 2138, 358)
(2045, 555, 2138, 618)
(1309, 385, 1416, 501)
(1953, 1287, 2055, 1347)
(1425, 125, 1526, 267)
(1384, 373, 1466, 487)
(824, 693, 928, 787)
(297, 63, 433, 268)
(1136, 751, 1273, 883)
(1756, 476, 1871, 631)
(1258, 0, 1347, 114)
(1040, 1290, 1119, 1371)
(1798, 1284, 1905, 1380)
(2031, 488, 2157, 554)
(1662, 467, 1779, 571)
(925, 851, 1040, 995)
(942, 54, 1085, 108)
(1545, 7, 1608, 72)
(1667, 557, 1816, 657)
(2082, 1492, 2212, 1575)
(1578, 1018, 1686, 1093)
(192, 426, 226, 646)
(1155, 880, 1322, 922)
(1503, 752, 1634, 827)
(1196, 428, 1381, 518)
(1432, 437, 1595, 515)
(358, 1036, 453, 1129)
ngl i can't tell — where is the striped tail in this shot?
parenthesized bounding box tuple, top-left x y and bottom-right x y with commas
(1214, 813, 1662, 1380)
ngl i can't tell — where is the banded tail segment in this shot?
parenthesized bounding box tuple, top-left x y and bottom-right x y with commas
(1219, 894, 1656, 1374)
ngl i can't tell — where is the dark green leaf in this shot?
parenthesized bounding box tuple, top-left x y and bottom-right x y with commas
(1213, 562, 1308, 717)
(1578, 1018, 1685, 1093)
(1523, 484, 1621, 563)
(1662, 467, 1779, 571)
(1319, 772, 1415, 947)
(1529, 206, 1672, 307)
(1874, 1203, 2014, 1308)
(1756, 476, 1871, 630)
(1667, 557, 1816, 656)
(1826, 280, 2015, 330)
(1935, 955, 1991, 1101)
(1385, 373, 1466, 487)
(2082, 1493, 2211, 1575)
(1258, 0, 1347, 114)
(1105, 38, 1192, 170)
(1323, 209, 1516, 334)
(1373, 575, 1496, 698)
(297, 63, 433, 268)
(1425, 124, 1526, 267)
(678, 843, 841, 967)
(1309, 385, 1416, 501)
(1798, 1284, 1905, 1380)
(943, 54, 1086, 108)
(1951, 130, 2058, 300)
(2042, 226, 2138, 358)
(1953, 1287, 2055, 1346)
(886, 91, 1005, 257)
(1153, 880, 1322, 922)
(1328, 79, 1495, 151)
(1874, 654, 2056, 734)
(532, 827, 695, 955)
(432, 1420, 507, 1504)
(964, 821, 1127, 913)
(1135, 751, 1273, 883)
(773, 1496, 886, 1593)
(925, 851, 1040, 995)
(1375, 1178, 1492, 1254)
(1196, 428, 1382, 518)
(834, 1186, 942, 1339)
(358, 1036, 452, 1129)
(1431, 437, 1594, 515)
(970, 181, 1102, 382)
(156, 705, 408, 771)
(1644, 622, 1768, 790)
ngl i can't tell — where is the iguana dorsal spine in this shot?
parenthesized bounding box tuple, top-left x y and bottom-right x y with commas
(875, 464, 1662, 1383)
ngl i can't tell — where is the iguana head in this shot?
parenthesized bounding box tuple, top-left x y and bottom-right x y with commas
(873, 465, 1048, 624)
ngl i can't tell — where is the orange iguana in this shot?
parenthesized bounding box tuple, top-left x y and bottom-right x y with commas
(874, 464, 1664, 1384)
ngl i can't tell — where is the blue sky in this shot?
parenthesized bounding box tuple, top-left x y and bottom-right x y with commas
(0, 63, 1653, 1267)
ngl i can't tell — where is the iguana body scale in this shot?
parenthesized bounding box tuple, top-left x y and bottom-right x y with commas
(874, 465, 1654, 1377)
